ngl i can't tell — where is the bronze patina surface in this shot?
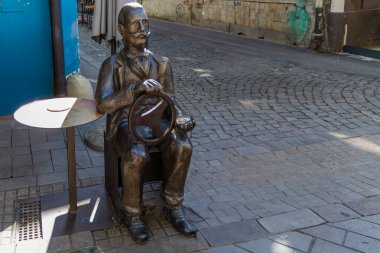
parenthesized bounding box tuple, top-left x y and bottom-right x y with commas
(95, 3, 197, 243)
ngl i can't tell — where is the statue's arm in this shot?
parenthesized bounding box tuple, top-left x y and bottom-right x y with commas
(95, 58, 134, 114)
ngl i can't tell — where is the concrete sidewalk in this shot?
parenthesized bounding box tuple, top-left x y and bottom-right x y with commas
(2, 21, 380, 252)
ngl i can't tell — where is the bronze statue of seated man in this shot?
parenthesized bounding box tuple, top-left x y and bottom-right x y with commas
(95, 3, 198, 243)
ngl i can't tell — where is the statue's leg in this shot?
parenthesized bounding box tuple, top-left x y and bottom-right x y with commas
(115, 122, 150, 243)
(161, 132, 192, 207)
(161, 132, 198, 236)
(120, 143, 149, 214)
(118, 144, 150, 243)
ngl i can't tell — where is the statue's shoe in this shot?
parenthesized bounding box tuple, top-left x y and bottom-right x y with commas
(164, 206, 198, 236)
(119, 210, 149, 243)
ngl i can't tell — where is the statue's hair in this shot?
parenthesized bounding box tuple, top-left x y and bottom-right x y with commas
(118, 3, 145, 25)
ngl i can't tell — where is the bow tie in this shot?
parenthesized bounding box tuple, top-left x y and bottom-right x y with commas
(126, 51, 150, 61)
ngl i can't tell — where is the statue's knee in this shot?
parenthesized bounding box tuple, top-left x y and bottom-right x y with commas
(177, 141, 192, 157)
(128, 146, 150, 166)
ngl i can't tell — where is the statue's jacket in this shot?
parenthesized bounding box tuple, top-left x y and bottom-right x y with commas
(95, 50, 174, 141)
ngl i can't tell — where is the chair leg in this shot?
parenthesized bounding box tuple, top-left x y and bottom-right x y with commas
(104, 133, 120, 210)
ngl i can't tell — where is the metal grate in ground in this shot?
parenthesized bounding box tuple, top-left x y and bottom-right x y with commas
(16, 199, 42, 241)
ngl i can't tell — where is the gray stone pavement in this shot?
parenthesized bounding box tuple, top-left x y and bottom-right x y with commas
(2, 20, 380, 252)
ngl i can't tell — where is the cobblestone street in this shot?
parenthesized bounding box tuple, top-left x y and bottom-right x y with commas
(2, 20, 380, 252)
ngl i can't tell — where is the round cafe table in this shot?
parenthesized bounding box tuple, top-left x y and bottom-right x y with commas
(14, 97, 103, 213)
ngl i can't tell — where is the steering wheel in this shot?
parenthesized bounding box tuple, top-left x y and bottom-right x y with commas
(129, 92, 176, 146)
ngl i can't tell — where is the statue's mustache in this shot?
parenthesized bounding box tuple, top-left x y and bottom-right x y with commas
(131, 30, 151, 38)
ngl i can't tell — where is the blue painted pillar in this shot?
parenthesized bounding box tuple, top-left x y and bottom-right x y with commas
(61, 0, 79, 77)
(0, 0, 54, 116)
(0, 0, 79, 116)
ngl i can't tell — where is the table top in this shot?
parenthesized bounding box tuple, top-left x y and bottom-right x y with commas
(14, 97, 103, 129)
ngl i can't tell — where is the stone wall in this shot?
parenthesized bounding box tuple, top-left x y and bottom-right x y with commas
(142, 0, 317, 47)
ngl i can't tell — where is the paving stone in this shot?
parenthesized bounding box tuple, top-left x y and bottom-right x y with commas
(0, 139, 11, 148)
(301, 224, 346, 245)
(90, 156, 104, 167)
(92, 230, 107, 240)
(344, 232, 380, 253)
(37, 172, 67, 185)
(85, 166, 104, 178)
(47, 235, 70, 253)
(12, 154, 32, 167)
(362, 214, 380, 225)
(12, 128, 29, 139)
(257, 199, 297, 215)
(31, 141, 66, 152)
(76, 150, 93, 169)
(107, 228, 121, 237)
(117, 240, 162, 253)
(237, 238, 297, 253)
(0, 156, 11, 168)
(108, 236, 124, 248)
(33, 150, 54, 174)
(51, 149, 68, 172)
(332, 219, 380, 240)
(0, 175, 36, 191)
(151, 228, 167, 239)
(95, 238, 111, 251)
(311, 204, 361, 222)
(0, 166, 11, 179)
(234, 145, 270, 156)
(117, 234, 208, 253)
(70, 231, 94, 250)
(258, 209, 325, 234)
(0, 146, 30, 158)
(13, 166, 33, 177)
(51, 183, 65, 192)
(311, 239, 361, 253)
(196, 150, 227, 161)
(158, 234, 209, 253)
(200, 220, 269, 247)
(218, 215, 242, 224)
(200, 245, 249, 253)
(345, 196, 380, 216)
(17, 188, 29, 197)
(46, 129, 64, 142)
(163, 226, 179, 236)
(269, 232, 313, 252)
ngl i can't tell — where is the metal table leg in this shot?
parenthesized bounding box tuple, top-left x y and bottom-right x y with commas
(66, 127, 77, 213)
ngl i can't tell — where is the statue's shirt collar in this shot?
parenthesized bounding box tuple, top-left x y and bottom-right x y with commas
(122, 49, 150, 61)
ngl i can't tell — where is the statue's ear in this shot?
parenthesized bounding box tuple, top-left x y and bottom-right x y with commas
(117, 24, 124, 36)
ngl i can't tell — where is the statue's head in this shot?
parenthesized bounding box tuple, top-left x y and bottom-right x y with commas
(118, 3, 150, 51)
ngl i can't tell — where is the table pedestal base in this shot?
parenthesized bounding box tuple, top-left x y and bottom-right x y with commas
(40, 185, 115, 237)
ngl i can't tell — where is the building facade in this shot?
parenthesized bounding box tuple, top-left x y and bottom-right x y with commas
(141, 0, 380, 52)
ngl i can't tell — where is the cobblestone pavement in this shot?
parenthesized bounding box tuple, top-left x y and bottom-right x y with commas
(2, 20, 380, 252)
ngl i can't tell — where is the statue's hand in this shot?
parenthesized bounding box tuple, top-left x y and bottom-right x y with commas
(175, 115, 195, 133)
(134, 79, 162, 97)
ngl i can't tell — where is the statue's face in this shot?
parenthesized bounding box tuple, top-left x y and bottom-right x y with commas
(119, 7, 150, 50)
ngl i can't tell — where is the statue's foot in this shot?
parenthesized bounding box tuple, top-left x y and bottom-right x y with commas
(164, 206, 198, 236)
(119, 210, 149, 243)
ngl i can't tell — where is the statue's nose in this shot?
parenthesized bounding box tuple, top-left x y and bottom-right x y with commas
(139, 21, 147, 31)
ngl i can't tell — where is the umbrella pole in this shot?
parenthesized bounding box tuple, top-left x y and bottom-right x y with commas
(50, 0, 66, 97)
(111, 39, 116, 54)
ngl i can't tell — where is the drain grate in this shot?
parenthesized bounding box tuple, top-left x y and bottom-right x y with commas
(16, 199, 42, 241)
